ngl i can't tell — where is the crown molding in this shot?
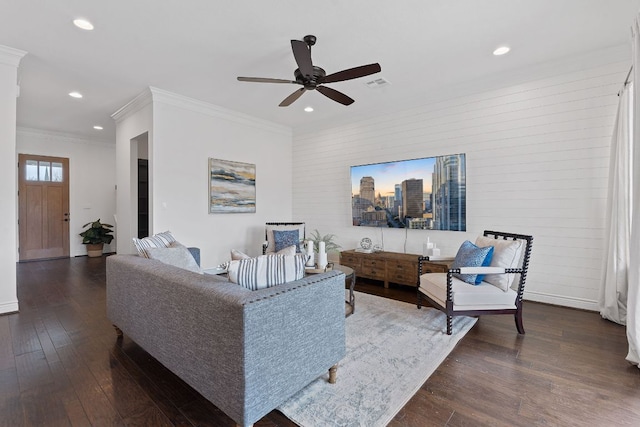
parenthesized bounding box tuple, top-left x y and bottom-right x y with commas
(110, 88, 153, 123)
(17, 127, 115, 147)
(148, 87, 292, 136)
(0, 45, 27, 67)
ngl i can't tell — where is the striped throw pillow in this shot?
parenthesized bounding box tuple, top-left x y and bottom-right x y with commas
(132, 231, 177, 258)
(228, 254, 307, 290)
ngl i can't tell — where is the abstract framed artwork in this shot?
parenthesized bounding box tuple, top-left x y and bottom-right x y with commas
(209, 158, 256, 213)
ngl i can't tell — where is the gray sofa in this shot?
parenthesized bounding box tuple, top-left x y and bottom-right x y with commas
(106, 254, 346, 427)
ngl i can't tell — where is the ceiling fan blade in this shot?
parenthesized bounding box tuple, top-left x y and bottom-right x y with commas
(317, 86, 354, 105)
(321, 63, 381, 84)
(291, 39, 314, 77)
(279, 88, 307, 107)
(237, 77, 297, 84)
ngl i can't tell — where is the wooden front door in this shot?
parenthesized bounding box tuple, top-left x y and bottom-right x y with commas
(18, 154, 70, 261)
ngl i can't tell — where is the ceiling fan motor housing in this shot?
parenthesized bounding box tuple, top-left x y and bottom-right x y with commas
(295, 66, 326, 89)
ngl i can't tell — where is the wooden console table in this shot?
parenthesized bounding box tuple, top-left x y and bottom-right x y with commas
(340, 249, 452, 288)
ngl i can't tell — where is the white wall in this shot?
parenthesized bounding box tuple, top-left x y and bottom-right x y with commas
(0, 45, 26, 314)
(16, 128, 116, 256)
(114, 88, 293, 268)
(292, 51, 629, 311)
(113, 90, 153, 254)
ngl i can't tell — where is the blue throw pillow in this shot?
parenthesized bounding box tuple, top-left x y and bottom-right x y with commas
(451, 240, 494, 285)
(273, 229, 300, 253)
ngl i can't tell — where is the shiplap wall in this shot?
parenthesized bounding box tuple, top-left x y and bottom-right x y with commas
(292, 59, 628, 310)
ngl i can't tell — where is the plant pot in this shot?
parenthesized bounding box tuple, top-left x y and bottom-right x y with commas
(86, 243, 104, 258)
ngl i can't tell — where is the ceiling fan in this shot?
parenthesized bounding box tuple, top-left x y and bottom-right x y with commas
(237, 35, 381, 107)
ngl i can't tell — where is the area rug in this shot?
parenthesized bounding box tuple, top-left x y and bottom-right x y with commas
(278, 291, 477, 427)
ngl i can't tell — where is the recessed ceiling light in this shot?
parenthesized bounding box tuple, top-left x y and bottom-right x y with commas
(304, 106, 314, 112)
(73, 18, 94, 31)
(68, 91, 83, 99)
(493, 46, 510, 56)
(93, 125, 103, 130)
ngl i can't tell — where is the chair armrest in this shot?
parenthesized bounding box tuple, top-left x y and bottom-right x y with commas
(187, 247, 201, 267)
(457, 266, 505, 275)
(450, 266, 524, 275)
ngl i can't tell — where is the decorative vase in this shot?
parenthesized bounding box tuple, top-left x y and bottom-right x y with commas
(86, 243, 104, 258)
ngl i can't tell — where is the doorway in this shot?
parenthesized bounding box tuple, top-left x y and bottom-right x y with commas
(18, 154, 70, 261)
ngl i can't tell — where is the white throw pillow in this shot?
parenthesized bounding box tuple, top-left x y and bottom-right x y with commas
(475, 235, 524, 291)
(132, 230, 177, 258)
(227, 253, 306, 290)
(231, 249, 251, 260)
(275, 245, 297, 256)
(146, 246, 203, 274)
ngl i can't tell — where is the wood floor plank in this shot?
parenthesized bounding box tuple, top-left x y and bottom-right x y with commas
(20, 381, 71, 427)
(0, 367, 23, 427)
(9, 316, 41, 357)
(55, 344, 125, 426)
(0, 316, 16, 371)
(109, 342, 195, 427)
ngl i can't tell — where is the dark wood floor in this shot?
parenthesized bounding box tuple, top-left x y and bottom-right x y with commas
(2, 256, 640, 426)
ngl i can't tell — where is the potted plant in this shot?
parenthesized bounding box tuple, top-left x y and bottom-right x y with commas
(79, 219, 114, 257)
(309, 229, 341, 253)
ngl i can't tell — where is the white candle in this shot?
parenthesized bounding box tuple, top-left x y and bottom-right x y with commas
(319, 241, 326, 254)
(317, 252, 328, 270)
(307, 240, 314, 254)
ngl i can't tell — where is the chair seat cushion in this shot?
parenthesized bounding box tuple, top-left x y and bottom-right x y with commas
(419, 273, 517, 310)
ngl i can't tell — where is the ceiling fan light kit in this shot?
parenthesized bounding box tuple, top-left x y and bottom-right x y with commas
(237, 35, 381, 107)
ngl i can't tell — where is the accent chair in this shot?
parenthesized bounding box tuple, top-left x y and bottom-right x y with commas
(417, 230, 533, 335)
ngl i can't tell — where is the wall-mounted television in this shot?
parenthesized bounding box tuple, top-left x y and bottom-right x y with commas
(350, 153, 466, 230)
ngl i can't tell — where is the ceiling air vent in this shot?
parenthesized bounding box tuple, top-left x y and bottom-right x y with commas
(364, 77, 390, 88)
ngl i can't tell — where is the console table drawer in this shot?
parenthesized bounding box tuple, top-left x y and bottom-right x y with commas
(389, 271, 418, 286)
(387, 260, 417, 285)
(340, 253, 361, 270)
(360, 265, 386, 280)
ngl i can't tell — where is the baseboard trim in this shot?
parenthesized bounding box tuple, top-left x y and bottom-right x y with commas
(0, 300, 19, 315)
(524, 290, 598, 312)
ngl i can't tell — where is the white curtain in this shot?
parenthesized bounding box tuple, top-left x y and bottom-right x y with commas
(599, 81, 632, 325)
(627, 15, 640, 366)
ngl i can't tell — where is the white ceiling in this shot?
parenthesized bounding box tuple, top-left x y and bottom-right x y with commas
(1, 0, 639, 141)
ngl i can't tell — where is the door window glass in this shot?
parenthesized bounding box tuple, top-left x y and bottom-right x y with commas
(39, 161, 51, 181)
(51, 162, 63, 182)
(25, 159, 65, 182)
(26, 160, 38, 181)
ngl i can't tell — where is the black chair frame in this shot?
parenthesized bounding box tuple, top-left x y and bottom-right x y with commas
(417, 230, 533, 335)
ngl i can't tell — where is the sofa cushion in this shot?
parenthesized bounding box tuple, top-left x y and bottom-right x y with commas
(228, 254, 306, 290)
(146, 246, 203, 274)
(475, 235, 524, 291)
(132, 230, 177, 258)
(273, 229, 301, 253)
(451, 240, 494, 285)
(419, 273, 517, 309)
